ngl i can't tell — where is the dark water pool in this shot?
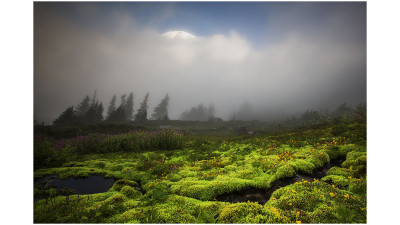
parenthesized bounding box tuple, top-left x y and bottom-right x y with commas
(35, 175, 116, 195)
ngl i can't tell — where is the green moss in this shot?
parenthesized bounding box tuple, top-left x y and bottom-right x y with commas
(326, 167, 353, 177)
(348, 178, 366, 195)
(307, 205, 338, 223)
(111, 179, 138, 191)
(342, 153, 366, 172)
(117, 208, 145, 223)
(325, 145, 341, 160)
(94, 161, 107, 168)
(34, 121, 366, 223)
(339, 144, 362, 156)
(321, 175, 349, 188)
(167, 173, 182, 182)
(121, 186, 141, 198)
(275, 164, 296, 179)
(291, 159, 316, 174)
(346, 151, 366, 160)
(218, 202, 290, 223)
(306, 151, 330, 168)
(104, 193, 126, 204)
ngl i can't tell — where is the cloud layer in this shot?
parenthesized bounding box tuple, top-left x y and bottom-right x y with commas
(34, 3, 366, 123)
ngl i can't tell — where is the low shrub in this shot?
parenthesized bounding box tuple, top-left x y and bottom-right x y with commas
(34, 135, 72, 169)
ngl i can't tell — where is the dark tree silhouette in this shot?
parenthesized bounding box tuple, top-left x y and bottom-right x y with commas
(334, 102, 353, 115)
(53, 106, 76, 125)
(135, 93, 149, 122)
(83, 101, 103, 123)
(207, 103, 216, 121)
(125, 92, 134, 121)
(106, 94, 129, 123)
(106, 95, 116, 120)
(180, 103, 208, 121)
(75, 95, 90, 117)
(90, 90, 97, 106)
(300, 110, 319, 122)
(151, 94, 169, 120)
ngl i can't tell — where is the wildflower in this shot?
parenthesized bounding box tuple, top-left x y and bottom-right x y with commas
(271, 197, 276, 200)
(361, 208, 365, 211)
(289, 203, 292, 206)
(329, 192, 335, 197)
(296, 211, 300, 216)
(320, 195, 324, 197)
(348, 176, 352, 179)
(332, 184, 335, 188)
(292, 190, 296, 193)
(344, 194, 350, 199)
(296, 221, 302, 224)
(318, 189, 321, 192)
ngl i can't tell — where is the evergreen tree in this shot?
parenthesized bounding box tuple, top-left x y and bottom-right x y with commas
(208, 103, 216, 121)
(125, 92, 134, 121)
(334, 102, 353, 115)
(95, 102, 104, 122)
(135, 93, 149, 122)
(106, 94, 127, 123)
(53, 106, 76, 125)
(91, 90, 97, 106)
(151, 94, 169, 120)
(180, 103, 208, 121)
(76, 95, 90, 116)
(107, 95, 116, 120)
(83, 101, 104, 123)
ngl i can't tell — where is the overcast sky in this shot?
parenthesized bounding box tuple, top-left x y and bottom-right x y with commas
(34, 2, 366, 124)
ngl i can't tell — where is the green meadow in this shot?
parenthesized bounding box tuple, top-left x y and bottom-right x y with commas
(34, 117, 366, 223)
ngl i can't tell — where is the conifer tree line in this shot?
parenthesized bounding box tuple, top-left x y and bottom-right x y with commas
(180, 103, 216, 121)
(53, 91, 170, 125)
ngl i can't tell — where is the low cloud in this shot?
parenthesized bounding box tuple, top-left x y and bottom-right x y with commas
(34, 3, 366, 123)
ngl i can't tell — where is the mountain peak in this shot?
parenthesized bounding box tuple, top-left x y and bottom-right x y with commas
(162, 31, 196, 39)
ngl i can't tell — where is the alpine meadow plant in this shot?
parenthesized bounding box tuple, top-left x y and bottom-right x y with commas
(52, 129, 184, 154)
(34, 135, 71, 169)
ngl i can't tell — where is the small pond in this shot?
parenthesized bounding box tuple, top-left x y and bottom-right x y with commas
(35, 175, 116, 195)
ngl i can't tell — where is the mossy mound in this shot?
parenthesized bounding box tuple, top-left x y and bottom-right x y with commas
(266, 181, 366, 223)
(321, 175, 349, 189)
(218, 202, 290, 223)
(111, 179, 138, 191)
(121, 186, 142, 198)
